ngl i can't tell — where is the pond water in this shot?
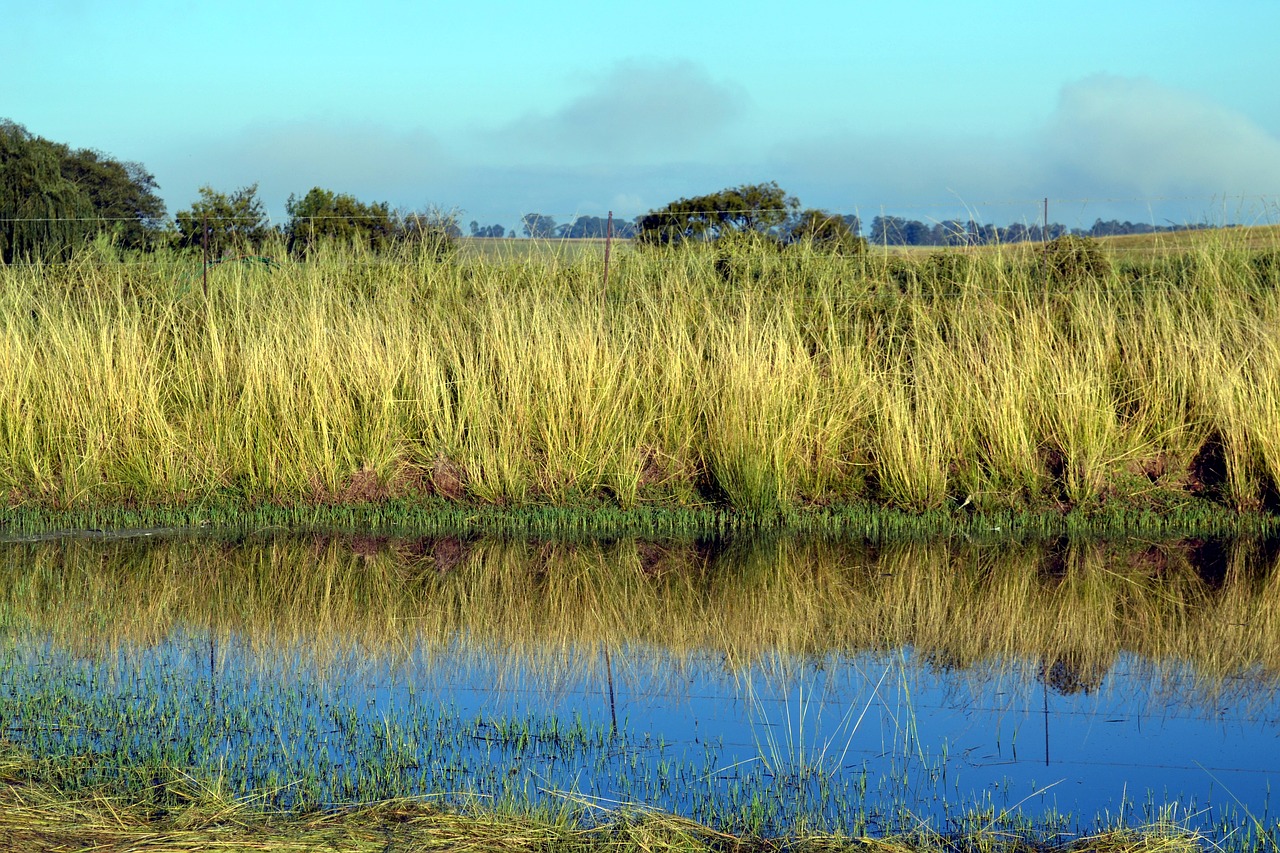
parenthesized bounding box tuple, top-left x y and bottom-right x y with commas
(0, 532, 1277, 843)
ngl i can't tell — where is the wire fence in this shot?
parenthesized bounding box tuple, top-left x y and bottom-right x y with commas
(3, 192, 1278, 230)
(3, 193, 1279, 285)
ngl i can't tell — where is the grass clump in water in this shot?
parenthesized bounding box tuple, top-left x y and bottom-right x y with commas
(0, 742, 1213, 853)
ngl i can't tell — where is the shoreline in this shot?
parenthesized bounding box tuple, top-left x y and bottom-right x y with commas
(0, 745, 1213, 853)
(2, 494, 1276, 541)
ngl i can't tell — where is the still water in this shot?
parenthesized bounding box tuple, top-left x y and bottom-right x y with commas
(0, 532, 1277, 841)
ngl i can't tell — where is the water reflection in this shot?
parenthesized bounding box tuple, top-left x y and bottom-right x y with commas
(0, 532, 1277, 841)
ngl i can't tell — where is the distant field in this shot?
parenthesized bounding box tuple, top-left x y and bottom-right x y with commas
(458, 235, 629, 262)
(868, 222, 1280, 257)
(461, 224, 1280, 262)
(1098, 222, 1280, 253)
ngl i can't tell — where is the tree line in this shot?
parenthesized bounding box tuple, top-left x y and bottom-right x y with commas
(0, 121, 461, 263)
(0, 119, 1220, 264)
(865, 215, 1214, 247)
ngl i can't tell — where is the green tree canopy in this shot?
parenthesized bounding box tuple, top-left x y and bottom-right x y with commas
(284, 187, 398, 253)
(175, 184, 271, 256)
(0, 121, 93, 262)
(59, 147, 166, 250)
(1, 120, 166, 262)
(635, 182, 799, 246)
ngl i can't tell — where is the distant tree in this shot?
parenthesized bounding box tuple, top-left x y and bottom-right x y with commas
(0, 119, 166, 261)
(1002, 223, 1029, 244)
(933, 220, 972, 247)
(59, 147, 166, 250)
(635, 181, 799, 246)
(0, 120, 94, 262)
(868, 215, 909, 246)
(283, 187, 397, 253)
(558, 215, 602, 239)
(787, 209, 865, 254)
(469, 222, 505, 238)
(1085, 218, 1168, 238)
(972, 222, 998, 245)
(555, 215, 638, 239)
(521, 213, 557, 238)
(175, 184, 271, 256)
(841, 214, 861, 237)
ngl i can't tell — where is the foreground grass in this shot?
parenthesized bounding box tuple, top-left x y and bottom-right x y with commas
(2, 229, 1280, 523)
(0, 744, 1212, 853)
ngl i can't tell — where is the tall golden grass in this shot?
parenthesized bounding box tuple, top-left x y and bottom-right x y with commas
(2, 232, 1278, 514)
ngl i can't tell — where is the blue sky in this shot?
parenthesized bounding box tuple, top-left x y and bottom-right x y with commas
(7, 0, 1280, 232)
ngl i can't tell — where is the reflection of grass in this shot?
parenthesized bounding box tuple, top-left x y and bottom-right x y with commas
(3, 231, 1280, 518)
(0, 531, 1265, 849)
(4, 532, 1280, 690)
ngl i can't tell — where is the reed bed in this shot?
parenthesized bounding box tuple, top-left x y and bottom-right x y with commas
(2, 231, 1279, 522)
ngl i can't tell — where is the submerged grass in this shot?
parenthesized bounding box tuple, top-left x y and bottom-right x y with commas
(2, 228, 1280, 526)
(0, 742, 1213, 853)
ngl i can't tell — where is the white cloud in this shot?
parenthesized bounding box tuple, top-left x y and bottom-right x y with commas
(1039, 74, 1280, 199)
(146, 74, 1280, 228)
(481, 59, 747, 164)
(765, 75, 1280, 223)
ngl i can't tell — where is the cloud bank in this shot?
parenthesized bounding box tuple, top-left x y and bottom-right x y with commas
(476, 59, 748, 165)
(769, 75, 1280, 225)
(144, 69, 1280, 227)
(1039, 74, 1280, 199)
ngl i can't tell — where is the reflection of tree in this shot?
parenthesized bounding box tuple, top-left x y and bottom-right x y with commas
(1038, 653, 1108, 696)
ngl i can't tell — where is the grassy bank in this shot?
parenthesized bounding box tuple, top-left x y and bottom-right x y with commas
(3, 230, 1280, 524)
(0, 744, 1209, 853)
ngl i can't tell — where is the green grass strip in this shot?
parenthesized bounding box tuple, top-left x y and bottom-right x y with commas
(1, 496, 1276, 542)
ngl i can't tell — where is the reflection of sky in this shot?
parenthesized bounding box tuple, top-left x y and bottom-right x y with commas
(404, 647, 1280, 825)
(4, 635, 1278, 840)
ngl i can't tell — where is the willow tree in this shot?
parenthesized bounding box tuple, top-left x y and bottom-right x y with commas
(0, 121, 94, 263)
